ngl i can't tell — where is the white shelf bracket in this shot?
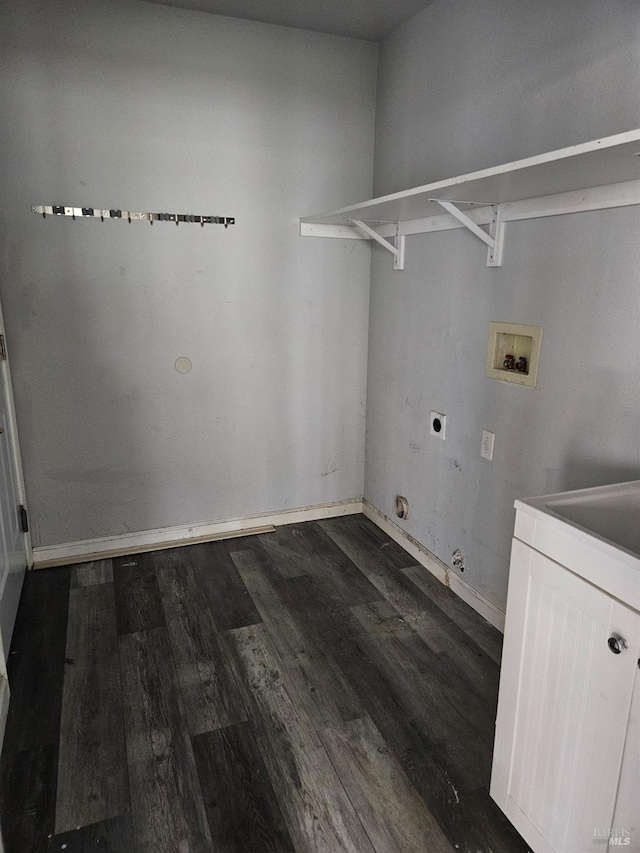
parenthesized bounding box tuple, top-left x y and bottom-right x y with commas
(432, 200, 504, 266)
(486, 205, 505, 267)
(350, 219, 405, 270)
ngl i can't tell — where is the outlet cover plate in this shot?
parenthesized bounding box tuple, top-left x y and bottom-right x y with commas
(481, 429, 495, 460)
(430, 411, 446, 440)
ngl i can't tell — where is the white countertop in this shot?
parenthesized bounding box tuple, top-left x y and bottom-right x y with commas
(514, 480, 640, 612)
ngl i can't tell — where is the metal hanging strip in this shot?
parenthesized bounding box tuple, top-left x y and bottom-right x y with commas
(31, 206, 235, 228)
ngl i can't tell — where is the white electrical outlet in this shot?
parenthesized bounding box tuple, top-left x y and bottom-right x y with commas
(481, 429, 495, 460)
(430, 411, 446, 440)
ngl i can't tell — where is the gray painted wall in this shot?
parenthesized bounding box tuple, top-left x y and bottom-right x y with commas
(0, 0, 377, 547)
(366, 0, 640, 610)
(373, 0, 640, 196)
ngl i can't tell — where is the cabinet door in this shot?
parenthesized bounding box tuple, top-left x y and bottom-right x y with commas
(610, 665, 640, 852)
(491, 538, 640, 853)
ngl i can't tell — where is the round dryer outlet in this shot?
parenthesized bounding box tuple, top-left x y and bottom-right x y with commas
(395, 495, 409, 520)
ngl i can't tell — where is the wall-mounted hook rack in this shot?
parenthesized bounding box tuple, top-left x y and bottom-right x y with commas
(32, 205, 235, 228)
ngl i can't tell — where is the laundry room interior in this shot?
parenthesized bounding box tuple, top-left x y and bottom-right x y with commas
(0, 0, 638, 851)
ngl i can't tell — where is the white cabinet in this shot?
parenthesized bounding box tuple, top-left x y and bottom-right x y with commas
(491, 482, 640, 853)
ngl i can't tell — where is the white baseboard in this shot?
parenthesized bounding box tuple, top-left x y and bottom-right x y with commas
(32, 495, 505, 632)
(362, 500, 506, 632)
(33, 498, 363, 569)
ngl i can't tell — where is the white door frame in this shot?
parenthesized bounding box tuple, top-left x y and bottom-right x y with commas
(0, 297, 32, 568)
(0, 295, 31, 760)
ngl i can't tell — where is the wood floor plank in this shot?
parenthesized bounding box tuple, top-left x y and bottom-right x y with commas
(350, 567, 451, 645)
(320, 522, 500, 705)
(231, 548, 363, 729)
(386, 587, 501, 707)
(252, 528, 308, 578)
(275, 574, 499, 851)
(70, 559, 113, 589)
(55, 584, 128, 834)
(47, 815, 136, 852)
(319, 716, 453, 853)
(350, 597, 416, 640)
(189, 540, 262, 631)
(4, 567, 71, 753)
(226, 623, 375, 853)
(154, 547, 248, 735)
(119, 627, 212, 853)
(320, 515, 420, 570)
(0, 517, 527, 853)
(459, 787, 533, 853)
(225, 535, 269, 554)
(192, 722, 296, 853)
(349, 603, 496, 778)
(402, 564, 503, 664)
(318, 519, 448, 625)
(308, 589, 494, 791)
(0, 744, 56, 853)
(258, 522, 383, 606)
(323, 515, 502, 664)
(113, 553, 164, 636)
(352, 599, 497, 734)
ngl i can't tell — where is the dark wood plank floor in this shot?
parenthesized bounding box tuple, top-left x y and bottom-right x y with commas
(0, 514, 529, 853)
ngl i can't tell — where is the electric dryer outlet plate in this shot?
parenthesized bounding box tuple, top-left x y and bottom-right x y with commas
(430, 411, 446, 440)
